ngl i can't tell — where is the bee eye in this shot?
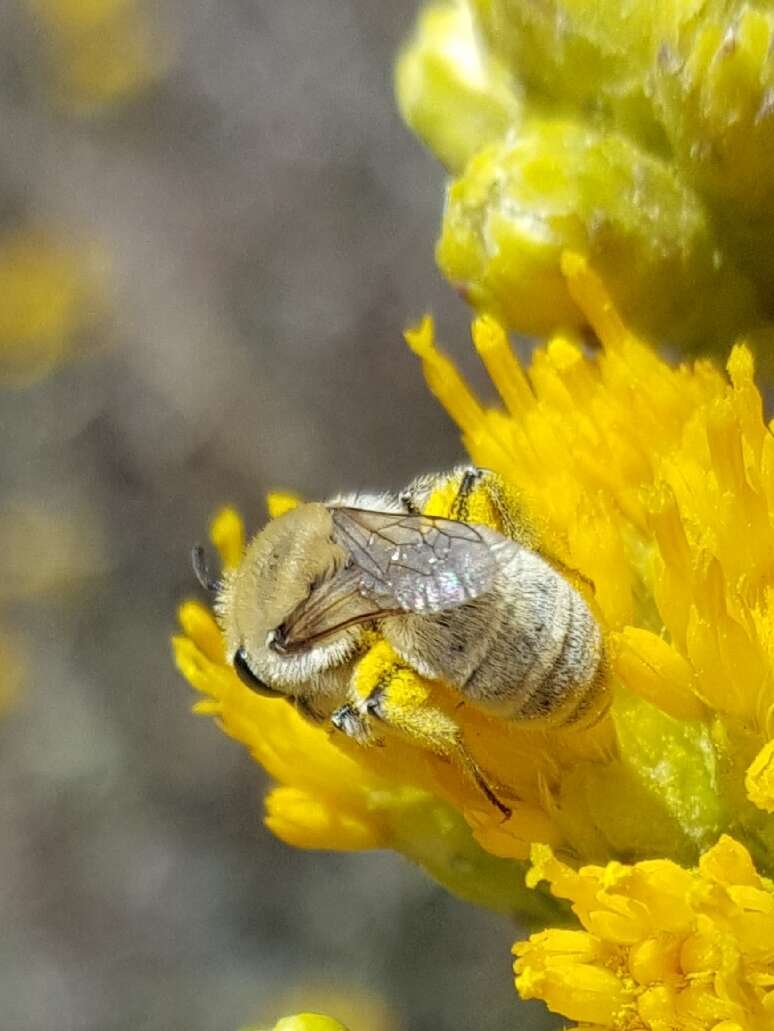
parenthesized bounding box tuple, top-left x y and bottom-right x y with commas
(232, 648, 284, 698)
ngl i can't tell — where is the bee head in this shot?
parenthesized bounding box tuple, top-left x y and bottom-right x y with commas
(215, 502, 350, 690)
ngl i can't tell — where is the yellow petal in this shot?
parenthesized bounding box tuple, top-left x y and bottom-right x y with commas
(210, 506, 245, 570)
(267, 492, 302, 519)
(265, 787, 387, 852)
(746, 740, 774, 814)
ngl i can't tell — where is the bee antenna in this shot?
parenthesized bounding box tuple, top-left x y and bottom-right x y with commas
(191, 544, 219, 592)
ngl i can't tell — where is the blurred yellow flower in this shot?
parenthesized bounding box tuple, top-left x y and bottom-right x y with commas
(397, 0, 774, 355)
(249, 1016, 349, 1031)
(272, 983, 401, 1031)
(26, 0, 164, 115)
(0, 499, 108, 600)
(514, 834, 774, 1030)
(0, 630, 25, 718)
(0, 229, 103, 386)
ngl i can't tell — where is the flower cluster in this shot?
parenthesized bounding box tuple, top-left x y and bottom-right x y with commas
(173, 4, 774, 1025)
(176, 254, 774, 870)
(515, 835, 774, 1030)
(396, 0, 774, 354)
(175, 252, 774, 1027)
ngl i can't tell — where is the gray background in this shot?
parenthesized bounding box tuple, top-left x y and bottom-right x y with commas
(0, 3, 552, 1029)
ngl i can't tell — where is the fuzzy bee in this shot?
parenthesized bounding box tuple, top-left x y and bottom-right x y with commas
(194, 467, 606, 814)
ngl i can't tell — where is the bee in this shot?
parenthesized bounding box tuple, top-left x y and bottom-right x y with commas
(194, 467, 607, 815)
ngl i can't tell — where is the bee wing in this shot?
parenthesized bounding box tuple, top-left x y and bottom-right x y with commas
(330, 507, 504, 614)
(278, 562, 400, 652)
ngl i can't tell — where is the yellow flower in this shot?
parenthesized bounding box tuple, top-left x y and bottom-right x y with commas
(395, 1, 522, 173)
(0, 229, 104, 387)
(270, 983, 400, 1031)
(26, 0, 164, 115)
(514, 834, 774, 1031)
(175, 254, 774, 904)
(248, 1016, 349, 1031)
(396, 1, 774, 355)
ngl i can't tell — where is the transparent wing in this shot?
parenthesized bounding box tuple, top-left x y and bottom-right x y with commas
(330, 507, 504, 614)
(277, 562, 400, 652)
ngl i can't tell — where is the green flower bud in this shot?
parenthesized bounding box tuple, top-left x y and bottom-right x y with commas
(468, 0, 669, 150)
(654, 6, 774, 296)
(437, 119, 759, 349)
(395, 2, 522, 172)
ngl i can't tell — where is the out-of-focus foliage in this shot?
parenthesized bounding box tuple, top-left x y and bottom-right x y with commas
(0, 499, 108, 600)
(396, 0, 774, 355)
(0, 494, 108, 724)
(0, 630, 25, 717)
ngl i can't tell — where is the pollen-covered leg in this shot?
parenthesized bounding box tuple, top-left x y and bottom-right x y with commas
(454, 467, 595, 593)
(353, 640, 512, 817)
(330, 702, 373, 743)
(448, 466, 485, 522)
(401, 465, 489, 521)
(412, 465, 541, 551)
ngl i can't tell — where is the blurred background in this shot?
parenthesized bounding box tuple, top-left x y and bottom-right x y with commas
(0, 3, 550, 1029)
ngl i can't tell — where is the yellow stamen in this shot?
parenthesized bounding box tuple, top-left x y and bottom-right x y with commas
(404, 315, 486, 437)
(561, 250, 629, 351)
(471, 314, 534, 417)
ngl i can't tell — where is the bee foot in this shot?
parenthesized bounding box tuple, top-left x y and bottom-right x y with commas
(362, 685, 386, 721)
(330, 703, 371, 744)
(458, 742, 513, 819)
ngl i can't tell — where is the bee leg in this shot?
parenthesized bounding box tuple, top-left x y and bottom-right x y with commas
(362, 683, 387, 720)
(330, 703, 383, 746)
(468, 468, 597, 593)
(398, 470, 440, 514)
(449, 465, 486, 521)
(398, 488, 422, 515)
(362, 681, 512, 818)
(456, 745, 512, 821)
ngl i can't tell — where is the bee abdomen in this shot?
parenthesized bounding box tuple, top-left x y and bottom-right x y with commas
(463, 554, 606, 724)
(514, 583, 605, 724)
